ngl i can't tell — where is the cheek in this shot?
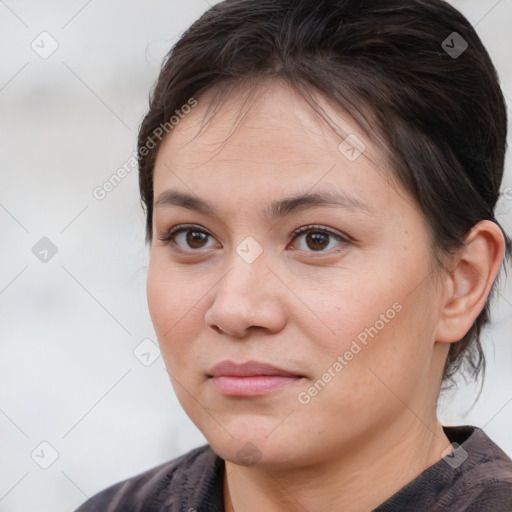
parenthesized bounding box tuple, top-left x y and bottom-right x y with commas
(146, 257, 206, 367)
(295, 301, 432, 443)
(300, 271, 399, 356)
(301, 256, 436, 387)
(146, 258, 213, 426)
(147, 263, 176, 337)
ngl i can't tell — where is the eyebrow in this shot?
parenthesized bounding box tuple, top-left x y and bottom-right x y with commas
(153, 188, 374, 220)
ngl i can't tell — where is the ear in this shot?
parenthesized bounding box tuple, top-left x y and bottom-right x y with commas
(435, 220, 506, 344)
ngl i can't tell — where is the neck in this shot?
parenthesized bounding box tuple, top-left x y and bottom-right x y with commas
(223, 416, 451, 512)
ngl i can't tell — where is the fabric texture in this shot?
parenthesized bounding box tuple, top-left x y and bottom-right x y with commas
(73, 426, 512, 512)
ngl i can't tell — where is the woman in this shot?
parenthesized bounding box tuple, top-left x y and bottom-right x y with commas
(74, 0, 512, 510)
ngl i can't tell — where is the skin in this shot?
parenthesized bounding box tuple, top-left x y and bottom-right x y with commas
(146, 80, 505, 512)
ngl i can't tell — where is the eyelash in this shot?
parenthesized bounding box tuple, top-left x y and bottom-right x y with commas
(157, 224, 349, 255)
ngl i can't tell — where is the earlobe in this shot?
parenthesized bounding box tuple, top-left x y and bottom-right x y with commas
(435, 220, 506, 344)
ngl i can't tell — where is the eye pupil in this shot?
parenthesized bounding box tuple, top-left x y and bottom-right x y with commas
(306, 232, 329, 251)
(187, 231, 208, 248)
(164, 226, 343, 254)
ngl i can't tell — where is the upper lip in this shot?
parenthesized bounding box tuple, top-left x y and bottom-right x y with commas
(208, 360, 303, 378)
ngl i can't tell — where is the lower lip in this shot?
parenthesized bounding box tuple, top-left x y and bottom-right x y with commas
(210, 375, 302, 396)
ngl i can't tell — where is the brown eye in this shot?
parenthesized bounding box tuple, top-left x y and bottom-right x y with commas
(158, 225, 216, 251)
(289, 225, 348, 253)
(304, 232, 330, 251)
(183, 230, 209, 249)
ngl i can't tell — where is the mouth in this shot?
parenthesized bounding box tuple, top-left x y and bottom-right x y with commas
(207, 360, 306, 397)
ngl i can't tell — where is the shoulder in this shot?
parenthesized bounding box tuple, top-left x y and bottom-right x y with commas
(72, 443, 223, 512)
(375, 426, 512, 512)
(437, 426, 512, 512)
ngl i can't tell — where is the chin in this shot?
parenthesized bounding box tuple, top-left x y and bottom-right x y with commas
(204, 428, 303, 468)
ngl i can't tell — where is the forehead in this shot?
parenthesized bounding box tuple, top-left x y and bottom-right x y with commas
(152, 81, 397, 212)
(155, 82, 385, 179)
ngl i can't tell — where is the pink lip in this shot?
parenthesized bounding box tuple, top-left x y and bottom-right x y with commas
(208, 360, 305, 397)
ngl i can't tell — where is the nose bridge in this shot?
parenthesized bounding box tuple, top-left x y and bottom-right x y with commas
(222, 238, 269, 296)
(204, 237, 282, 336)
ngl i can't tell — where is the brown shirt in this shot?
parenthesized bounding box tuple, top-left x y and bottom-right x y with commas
(73, 426, 512, 511)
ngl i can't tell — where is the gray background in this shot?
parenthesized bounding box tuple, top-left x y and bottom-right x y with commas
(1, 1, 511, 510)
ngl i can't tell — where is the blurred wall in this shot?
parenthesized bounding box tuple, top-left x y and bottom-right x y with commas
(1, 1, 511, 511)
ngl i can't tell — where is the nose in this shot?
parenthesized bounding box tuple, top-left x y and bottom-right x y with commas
(204, 251, 287, 339)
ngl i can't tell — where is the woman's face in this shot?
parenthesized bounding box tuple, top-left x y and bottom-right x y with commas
(147, 82, 449, 468)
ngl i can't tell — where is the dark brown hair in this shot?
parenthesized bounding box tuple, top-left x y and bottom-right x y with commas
(137, 0, 510, 386)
